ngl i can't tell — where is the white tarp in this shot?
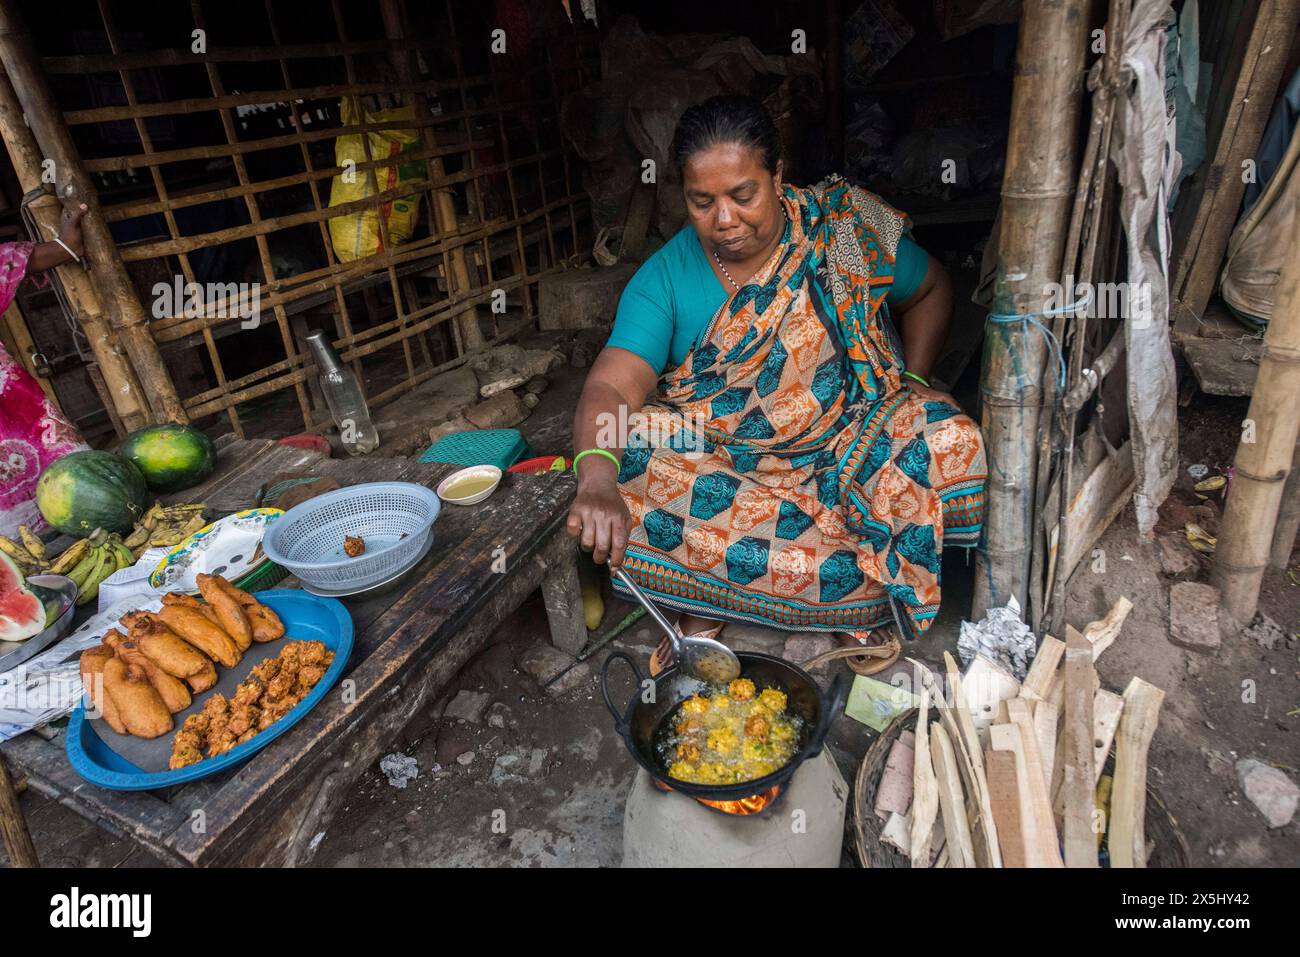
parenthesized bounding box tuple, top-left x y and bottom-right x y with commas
(1112, 0, 1180, 535)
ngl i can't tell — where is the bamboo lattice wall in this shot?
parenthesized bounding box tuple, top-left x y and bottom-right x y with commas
(29, 0, 597, 436)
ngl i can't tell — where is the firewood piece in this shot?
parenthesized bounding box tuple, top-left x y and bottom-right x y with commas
(874, 735, 915, 819)
(909, 690, 939, 868)
(1005, 698, 1064, 866)
(1091, 689, 1125, 785)
(1060, 626, 1098, 867)
(1110, 677, 1165, 868)
(1083, 596, 1133, 661)
(985, 746, 1027, 867)
(944, 652, 1002, 867)
(1020, 634, 1065, 703)
(963, 655, 1021, 743)
(930, 723, 976, 868)
(1033, 697, 1059, 789)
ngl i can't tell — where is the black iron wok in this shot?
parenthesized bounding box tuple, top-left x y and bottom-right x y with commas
(601, 649, 849, 802)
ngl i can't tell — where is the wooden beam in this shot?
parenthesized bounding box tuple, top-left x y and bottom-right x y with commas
(1109, 677, 1164, 868)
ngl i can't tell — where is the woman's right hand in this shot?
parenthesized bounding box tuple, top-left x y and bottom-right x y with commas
(567, 472, 632, 567)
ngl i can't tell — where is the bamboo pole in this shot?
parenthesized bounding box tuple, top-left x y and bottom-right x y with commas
(973, 0, 1090, 618)
(0, 69, 148, 431)
(0, 4, 185, 423)
(1268, 424, 1300, 569)
(1212, 242, 1300, 632)
(381, 0, 485, 352)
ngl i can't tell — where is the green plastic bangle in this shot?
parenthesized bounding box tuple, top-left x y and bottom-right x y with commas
(572, 447, 621, 476)
(902, 370, 930, 388)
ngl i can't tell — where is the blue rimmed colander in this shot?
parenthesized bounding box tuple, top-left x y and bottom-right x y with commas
(261, 482, 440, 595)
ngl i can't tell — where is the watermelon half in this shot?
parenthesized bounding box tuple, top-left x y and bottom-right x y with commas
(0, 551, 44, 643)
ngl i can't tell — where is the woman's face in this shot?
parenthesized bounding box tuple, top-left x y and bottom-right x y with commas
(681, 142, 783, 263)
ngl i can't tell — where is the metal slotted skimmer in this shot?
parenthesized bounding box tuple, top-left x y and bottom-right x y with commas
(612, 566, 741, 684)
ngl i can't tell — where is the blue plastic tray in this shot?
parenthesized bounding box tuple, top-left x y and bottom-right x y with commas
(65, 590, 353, 791)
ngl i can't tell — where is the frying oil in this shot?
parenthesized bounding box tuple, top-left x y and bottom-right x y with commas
(654, 680, 803, 786)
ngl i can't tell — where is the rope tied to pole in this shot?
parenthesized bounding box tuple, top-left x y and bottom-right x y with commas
(986, 287, 1093, 392)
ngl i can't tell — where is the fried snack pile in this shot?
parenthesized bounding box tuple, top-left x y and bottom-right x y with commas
(168, 640, 334, 768)
(77, 574, 287, 745)
(658, 678, 802, 786)
(343, 535, 365, 557)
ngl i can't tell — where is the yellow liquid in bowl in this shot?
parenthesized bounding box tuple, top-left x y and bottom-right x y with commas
(444, 476, 496, 499)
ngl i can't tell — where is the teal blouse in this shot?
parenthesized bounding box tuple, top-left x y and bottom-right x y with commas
(607, 225, 929, 373)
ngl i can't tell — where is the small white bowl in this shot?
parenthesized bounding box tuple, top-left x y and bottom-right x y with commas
(436, 465, 503, 505)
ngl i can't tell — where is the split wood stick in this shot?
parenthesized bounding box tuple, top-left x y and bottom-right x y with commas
(1083, 596, 1133, 661)
(1020, 635, 1065, 703)
(1033, 697, 1059, 789)
(931, 723, 976, 867)
(1060, 627, 1098, 867)
(1110, 677, 1165, 868)
(909, 658, 994, 866)
(1006, 699, 1064, 866)
(985, 748, 1027, 867)
(1052, 686, 1125, 814)
(944, 652, 1002, 866)
(989, 726, 1042, 865)
(910, 690, 939, 868)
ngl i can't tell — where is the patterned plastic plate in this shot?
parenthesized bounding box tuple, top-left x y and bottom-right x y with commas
(148, 508, 283, 593)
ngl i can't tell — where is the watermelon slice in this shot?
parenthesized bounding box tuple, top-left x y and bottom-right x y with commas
(0, 551, 45, 643)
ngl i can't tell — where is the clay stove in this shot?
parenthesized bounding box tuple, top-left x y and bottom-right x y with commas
(621, 750, 848, 867)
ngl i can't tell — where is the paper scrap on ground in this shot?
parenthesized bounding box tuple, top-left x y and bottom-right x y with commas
(957, 595, 1036, 680)
(845, 673, 920, 732)
(380, 752, 420, 789)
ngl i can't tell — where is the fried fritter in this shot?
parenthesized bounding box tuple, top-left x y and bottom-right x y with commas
(197, 573, 252, 650)
(728, 678, 756, 701)
(79, 644, 126, 735)
(103, 657, 173, 739)
(157, 605, 241, 667)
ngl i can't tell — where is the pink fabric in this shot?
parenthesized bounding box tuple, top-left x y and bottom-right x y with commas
(0, 242, 88, 537)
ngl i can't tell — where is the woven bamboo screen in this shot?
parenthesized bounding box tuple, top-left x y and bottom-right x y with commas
(35, 0, 596, 436)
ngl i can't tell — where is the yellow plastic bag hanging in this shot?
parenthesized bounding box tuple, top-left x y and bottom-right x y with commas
(327, 97, 423, 262)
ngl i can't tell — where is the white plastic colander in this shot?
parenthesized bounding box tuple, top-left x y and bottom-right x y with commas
(261, 482, 441, 594)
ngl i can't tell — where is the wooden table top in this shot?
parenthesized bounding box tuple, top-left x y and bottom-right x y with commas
(1, 435, 577, 865)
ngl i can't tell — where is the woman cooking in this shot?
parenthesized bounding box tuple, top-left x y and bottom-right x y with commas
(566, 95, 985, 675)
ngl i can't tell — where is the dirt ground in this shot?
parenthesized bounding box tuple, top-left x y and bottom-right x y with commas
(3, 385, 1295, 868)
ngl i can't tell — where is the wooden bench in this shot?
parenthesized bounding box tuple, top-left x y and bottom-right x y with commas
(0, 435, 581, 866)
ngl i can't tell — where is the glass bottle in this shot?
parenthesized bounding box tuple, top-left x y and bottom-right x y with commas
(304, 330, 379, 455)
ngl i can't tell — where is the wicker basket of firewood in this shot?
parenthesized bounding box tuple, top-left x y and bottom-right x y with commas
(853, 708, 1189, 868)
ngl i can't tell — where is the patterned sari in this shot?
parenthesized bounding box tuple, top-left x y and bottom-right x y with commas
(612, 177, 985, 639)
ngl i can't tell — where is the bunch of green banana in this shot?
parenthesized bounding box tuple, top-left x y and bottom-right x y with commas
(123, 502, 207, 557)
(63, 529, 137, 605)
(0, 525, 51, 574)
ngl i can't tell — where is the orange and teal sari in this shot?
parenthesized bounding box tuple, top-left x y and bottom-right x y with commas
(612, 177, 985, 639)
